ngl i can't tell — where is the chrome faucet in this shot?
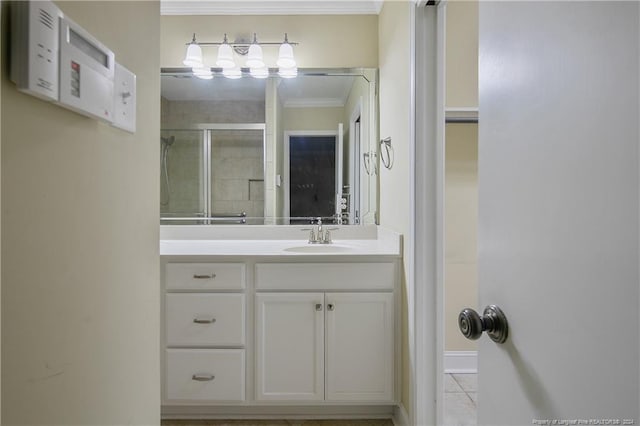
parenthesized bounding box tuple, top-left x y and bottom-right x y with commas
(305, 217, 336, 244)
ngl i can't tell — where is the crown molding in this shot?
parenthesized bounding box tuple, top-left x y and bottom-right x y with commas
(161, 1, 384, 16)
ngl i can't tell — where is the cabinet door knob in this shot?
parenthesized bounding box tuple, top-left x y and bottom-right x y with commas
(315, 303, 323, 311)
(193, 317, 216, 324)
(327, 303, 335, 311)
(192, 374, 215, 382)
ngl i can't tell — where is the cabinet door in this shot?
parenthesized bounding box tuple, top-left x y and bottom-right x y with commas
(326, 292, 394, 402)
(255, 293, 324, 400)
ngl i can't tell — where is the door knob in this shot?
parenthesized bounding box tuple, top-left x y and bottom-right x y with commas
(458, 305, 509, 344)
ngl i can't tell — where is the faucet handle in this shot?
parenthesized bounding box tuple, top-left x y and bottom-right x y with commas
(323, 228, 339, 243)
(315, 217, 323, 225)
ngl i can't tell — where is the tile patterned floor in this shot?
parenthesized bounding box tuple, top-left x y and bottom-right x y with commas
(444, 373, 477, 426)
(162, 374, 477, 426)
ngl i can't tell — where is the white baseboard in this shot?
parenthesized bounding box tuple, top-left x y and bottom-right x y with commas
(444, 351, 477, 374)
(392, 403, 409, 426)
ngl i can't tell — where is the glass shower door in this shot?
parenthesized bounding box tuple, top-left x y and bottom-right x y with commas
(160, 125, 266, 225)
(209, 127, 266, 225)
(160, 129, 206, 223)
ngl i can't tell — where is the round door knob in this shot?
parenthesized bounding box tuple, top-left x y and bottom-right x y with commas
(458, 305, 509, 344)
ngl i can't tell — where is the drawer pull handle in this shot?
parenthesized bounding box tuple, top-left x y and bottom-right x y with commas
(193, 317, 216, 324)
(192, 374, 215, 382)
(193, 274, 216, 279)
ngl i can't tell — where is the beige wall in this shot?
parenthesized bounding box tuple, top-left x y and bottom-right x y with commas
(161, 15, 378, 69)
(1, 2, 160, 424)
(444, 0, 479, 352)
(378, 0, 412, 415)
(283, 106, 344, 132)
(343, 75, 375, 223)
(445, 124, 478, 351)
(446, 0, 478, 108)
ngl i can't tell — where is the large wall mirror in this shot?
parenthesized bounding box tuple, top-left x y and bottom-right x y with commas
(160, 68, 379, 225)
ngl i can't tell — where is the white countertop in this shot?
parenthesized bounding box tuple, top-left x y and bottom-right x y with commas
(159, 226, 402, 257)
(160, 238, 401, 257)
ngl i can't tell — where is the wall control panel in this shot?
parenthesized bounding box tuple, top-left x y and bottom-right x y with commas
(10, 1, 61, 101)
(9, 0, 136, 132)
(113, 63, 137, 133)
(58, 16, 115, 123)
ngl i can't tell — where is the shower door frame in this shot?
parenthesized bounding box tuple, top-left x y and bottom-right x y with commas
(160, 123, 267, 224)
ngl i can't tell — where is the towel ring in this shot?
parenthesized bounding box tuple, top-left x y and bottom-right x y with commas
(380, 137, 394, 170)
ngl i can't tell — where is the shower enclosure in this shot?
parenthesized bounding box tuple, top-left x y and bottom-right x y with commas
(160, 124, 266, 224)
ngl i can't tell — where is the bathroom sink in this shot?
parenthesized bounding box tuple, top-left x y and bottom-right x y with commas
(283, 244, 354, 253)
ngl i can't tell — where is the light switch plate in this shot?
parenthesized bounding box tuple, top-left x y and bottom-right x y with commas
(112, 62, 136, 133)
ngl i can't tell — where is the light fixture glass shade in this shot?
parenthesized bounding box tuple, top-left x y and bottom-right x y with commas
(192, 66, 213, 80)
(183, 43, 203, 67)
(246, 43, 265, 68)
(278, 66, 298, 79)
(277, 42, 296, 68)
(222, 67, 242, 79)
(216, 43, 236, 69)
(250, 66, 269, 79)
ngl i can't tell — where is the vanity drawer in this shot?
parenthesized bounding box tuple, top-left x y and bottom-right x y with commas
(166, 349, 245, 401)
(255, 262, 396, 291)
(166, 294, 245, 347)
(165, 263, 245, 290)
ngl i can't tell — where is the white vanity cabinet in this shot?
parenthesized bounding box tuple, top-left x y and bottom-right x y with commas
(325, 292, 394, 401)
(160, 244, 401, 418)
(163, 262, 247, 403)
(254, 262, 396, 403)
(255, 293, 325, 401)
(256, 291, 393, 402)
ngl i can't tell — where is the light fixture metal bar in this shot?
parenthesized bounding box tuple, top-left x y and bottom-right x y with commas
(185, 41, 299, 46)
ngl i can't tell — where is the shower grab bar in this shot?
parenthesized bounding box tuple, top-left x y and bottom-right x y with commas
(210, 212, 247, 218)
(208, 217, 247, 224)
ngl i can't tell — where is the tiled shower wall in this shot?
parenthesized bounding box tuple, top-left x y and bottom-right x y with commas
(160, 129, 203, 215)
(211, 131, 264, 222)
(160, 98, 265, 220)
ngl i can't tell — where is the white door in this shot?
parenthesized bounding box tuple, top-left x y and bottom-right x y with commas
(255, 293, 324, 400)
(326, 292, 394, 402)
(477, 2, 639, 424)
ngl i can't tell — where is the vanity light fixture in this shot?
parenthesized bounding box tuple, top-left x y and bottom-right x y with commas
(183, 33, 299, 79)
(276, 34, 296, 68)
(278, 66, 298, 79)
(183, 34, 203, 68)
(215, 34, 236, 69)
(192, 66, 213, 80)
(246, 34, 265, 69)
(250, 66, 269, 79)
(222, 66, 242, 79)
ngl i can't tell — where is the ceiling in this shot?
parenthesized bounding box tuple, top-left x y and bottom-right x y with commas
(160, 0, 384, 15)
